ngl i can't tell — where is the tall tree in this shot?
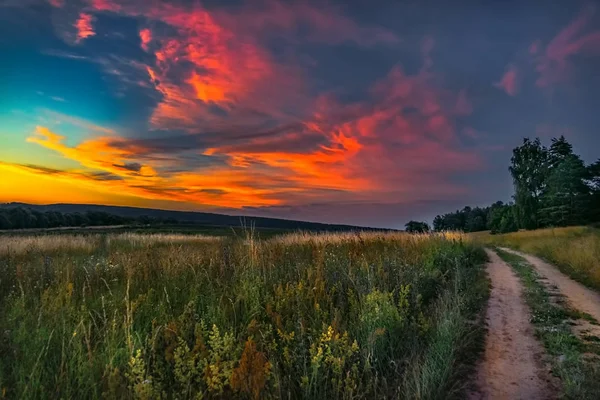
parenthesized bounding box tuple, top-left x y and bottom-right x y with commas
(540, 153, 589, 226)
(509, 138, 548, 229)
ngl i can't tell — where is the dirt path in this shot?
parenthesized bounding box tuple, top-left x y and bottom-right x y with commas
(469, 249, 555, 400)
(499, 247, 600, 323)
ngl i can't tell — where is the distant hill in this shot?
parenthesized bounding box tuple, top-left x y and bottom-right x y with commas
(0, 203, 378, 231)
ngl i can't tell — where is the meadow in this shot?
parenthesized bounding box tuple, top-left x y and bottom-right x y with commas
(0, 230, 487, 399)
(471, 226, 600, 291)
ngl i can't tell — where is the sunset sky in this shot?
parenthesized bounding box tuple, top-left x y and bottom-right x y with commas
(1, 0, 600, 228)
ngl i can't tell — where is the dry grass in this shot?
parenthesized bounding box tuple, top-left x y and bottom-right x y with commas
(0, 232, 222, 256)
(0, 234, 99, 256)
(472, 226, 600, 290)
(107, 232, 222, 246)
(271, 230, 466, 245)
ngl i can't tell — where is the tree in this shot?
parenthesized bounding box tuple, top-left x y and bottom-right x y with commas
(539, 153, 589, 226)
(498, 206, 518, 233)
(587, 160, 600, 222)
(433, 215, 444, 231)
(509, 138, 548, 229)
(405, 221, 430, 233)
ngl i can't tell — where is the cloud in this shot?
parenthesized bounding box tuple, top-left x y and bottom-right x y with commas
(39, 109, 116, 135)
(63, 0, 400, 133)
(213, 0, 400, 47)
(24, 60, 480, 210)
(48, 0, 64, 7)
(494, 65, 519, 96)
(112, 162, 142, 173)
(7, 163, 122, 183)
(26, 126, 155, 179)
(74, 13, 95, 43)
(87, 0, 121, 12)
(534, 4, 600, 87)
(139, 28, 151, 51)
(13, 1, 486, 223)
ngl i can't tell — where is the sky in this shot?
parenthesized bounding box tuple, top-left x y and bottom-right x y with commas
(1, 0, 600, 228)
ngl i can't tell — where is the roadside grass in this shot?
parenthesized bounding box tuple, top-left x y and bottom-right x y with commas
(473, 227, 600, 291)
(0, 231, 488, 399)
(495, 248, 600, 399)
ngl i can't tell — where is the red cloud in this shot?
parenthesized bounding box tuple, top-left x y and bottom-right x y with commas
(74, 12, 95, 43)
(87, 0, 121, 12)
(48, 0, 64, 7)
(139, 28, 151, 51)
(494, 65, 519, 96)
(535, 4, 600, 87)
(76, 0, 398, 132)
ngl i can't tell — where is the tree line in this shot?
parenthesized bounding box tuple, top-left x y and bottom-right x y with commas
(427, 136, 600, 234)
(0, 207, 178, 230)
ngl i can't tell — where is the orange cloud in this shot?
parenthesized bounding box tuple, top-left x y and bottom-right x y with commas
(23, 125, 304, 208)
(74, 13, 95, 43)
(26, 126, 154, 179)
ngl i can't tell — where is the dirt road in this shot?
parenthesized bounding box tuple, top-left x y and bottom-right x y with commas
(469, 249, 555, 400)
(499, 247, 600, 323)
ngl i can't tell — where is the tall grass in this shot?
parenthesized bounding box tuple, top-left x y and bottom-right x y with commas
(0, 231, 487, 399)
(472, 227, 600, 291)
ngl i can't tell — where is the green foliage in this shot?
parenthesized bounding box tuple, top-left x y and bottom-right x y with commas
(510, 137, 549, 229)
(0, 231, 487, 399)
(433, 206, 489, 232)
(404, 221, 430, 233)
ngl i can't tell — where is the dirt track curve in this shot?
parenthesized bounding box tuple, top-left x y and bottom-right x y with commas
(499, 247, 600, 323)
(469, 249, 555, 400)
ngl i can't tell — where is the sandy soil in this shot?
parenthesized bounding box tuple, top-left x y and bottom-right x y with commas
(499, 247, 600, 324)
(469, 249, 555, 400)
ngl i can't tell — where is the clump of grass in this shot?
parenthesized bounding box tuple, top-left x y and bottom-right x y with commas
(473, 227, 600, 291)
(0, 234, 100, 256)
(0, 231, 487, 399)
(496, 248, 600, 399)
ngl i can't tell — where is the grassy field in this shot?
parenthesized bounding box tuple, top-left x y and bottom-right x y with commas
(471, 227, 600, 291)
(0, 231, 487, 399)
